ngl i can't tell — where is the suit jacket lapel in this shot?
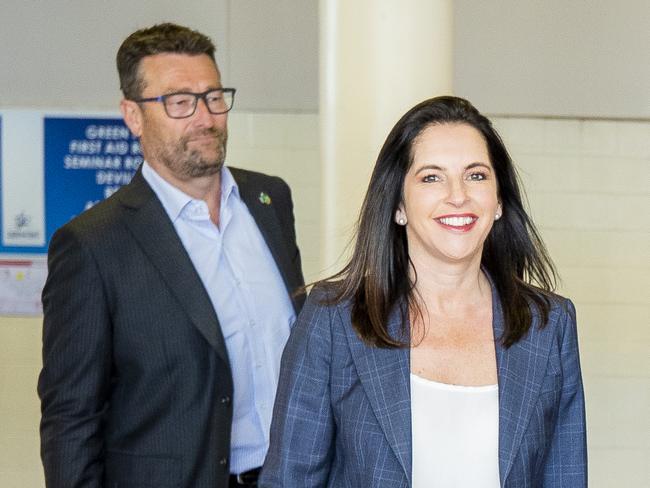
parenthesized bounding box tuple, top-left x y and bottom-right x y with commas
(233, 170, 300, 312)
(492, 281, 552, 484)
(117, 171, 231, 367)
(344, 305, 412, 483)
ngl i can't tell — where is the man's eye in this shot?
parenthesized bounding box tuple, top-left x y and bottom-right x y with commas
(167, 96, 192, 107)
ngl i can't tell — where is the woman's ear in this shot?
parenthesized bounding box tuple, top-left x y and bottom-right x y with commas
(395, 207, 407, 226)
(495, 202, 503, 221)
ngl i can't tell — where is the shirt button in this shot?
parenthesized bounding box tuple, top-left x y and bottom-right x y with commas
(220, 395, 231, 405)
(219, 457, 228, 466)
(249, 320, 255, 327)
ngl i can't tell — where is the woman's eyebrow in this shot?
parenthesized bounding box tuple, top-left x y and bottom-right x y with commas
(414, 164, 445, 175)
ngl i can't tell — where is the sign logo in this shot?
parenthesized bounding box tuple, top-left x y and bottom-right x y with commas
(14, 212, 31, 229)
(7, 211, 39, 239)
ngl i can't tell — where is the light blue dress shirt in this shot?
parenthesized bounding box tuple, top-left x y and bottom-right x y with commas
(142, 162, 295, 473)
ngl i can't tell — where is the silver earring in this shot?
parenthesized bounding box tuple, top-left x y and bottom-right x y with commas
(397, 217, 406, 226)
(495, 212, 501, 221)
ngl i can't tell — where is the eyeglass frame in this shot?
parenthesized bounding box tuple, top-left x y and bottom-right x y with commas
(131, 88, 236, 119)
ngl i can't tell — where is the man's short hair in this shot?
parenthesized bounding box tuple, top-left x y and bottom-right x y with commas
(116, 23, 217, 100)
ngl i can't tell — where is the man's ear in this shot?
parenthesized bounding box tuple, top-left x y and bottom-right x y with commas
(120, 99, 143, 138)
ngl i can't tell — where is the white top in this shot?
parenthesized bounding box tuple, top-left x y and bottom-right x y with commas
(410, 374, 500, 488)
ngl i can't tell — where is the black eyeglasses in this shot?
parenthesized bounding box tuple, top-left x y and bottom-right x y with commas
(132, 88, 236, 119)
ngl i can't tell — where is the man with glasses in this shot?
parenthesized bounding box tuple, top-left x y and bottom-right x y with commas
(38, 23, 304, 487)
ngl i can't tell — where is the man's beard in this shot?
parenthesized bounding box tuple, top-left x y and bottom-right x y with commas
(154, 127, 228, 180)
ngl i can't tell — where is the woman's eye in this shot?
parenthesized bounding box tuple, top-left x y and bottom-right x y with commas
(422, 174, 440, 183)
(468, 172, 487, 181)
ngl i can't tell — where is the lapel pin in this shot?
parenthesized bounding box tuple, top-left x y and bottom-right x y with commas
(257, 191, 271, 205)
(258, 192, 272, 205)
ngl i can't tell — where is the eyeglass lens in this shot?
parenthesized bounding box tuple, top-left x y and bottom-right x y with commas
(164, 90, 233, 118)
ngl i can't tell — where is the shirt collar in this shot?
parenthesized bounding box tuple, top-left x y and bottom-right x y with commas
(141, 161, 240, 223)
(220, 163, 240, 208)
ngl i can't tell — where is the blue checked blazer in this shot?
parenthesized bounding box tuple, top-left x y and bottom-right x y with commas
(260, 280, 587, 487)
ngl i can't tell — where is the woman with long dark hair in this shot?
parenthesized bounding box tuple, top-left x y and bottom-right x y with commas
(260, 96, 586, 487)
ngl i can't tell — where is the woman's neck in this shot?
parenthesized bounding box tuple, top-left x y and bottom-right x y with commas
(409, 255, 490, 317)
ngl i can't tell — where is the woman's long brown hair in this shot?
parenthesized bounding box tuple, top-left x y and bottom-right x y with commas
(319, 96, 557, 348)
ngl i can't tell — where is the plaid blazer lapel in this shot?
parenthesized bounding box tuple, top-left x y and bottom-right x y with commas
(344, 305, 411, 484)
(492, 282, 554, 485)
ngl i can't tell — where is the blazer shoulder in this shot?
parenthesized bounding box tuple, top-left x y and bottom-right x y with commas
(526, 290, 577, 346)
(296, 283, 352, 330)
(55, 192, 121, 242)
(51, 174, 150, 249)
(294, 282, 350, 334)
(305, 282, 352, 311)
(541, 291, 576, 325)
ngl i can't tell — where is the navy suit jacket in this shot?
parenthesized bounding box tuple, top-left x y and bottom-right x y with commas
(260, 281, 587, 487)
(39, 167, 305, 487)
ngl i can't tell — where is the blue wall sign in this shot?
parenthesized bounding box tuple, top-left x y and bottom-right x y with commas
(43, 117, 142, 252)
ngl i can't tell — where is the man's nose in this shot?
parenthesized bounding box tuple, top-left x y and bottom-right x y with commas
(192, 96, 218, 127)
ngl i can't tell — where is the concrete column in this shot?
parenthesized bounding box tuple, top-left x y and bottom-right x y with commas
(320, 0, 453, 272)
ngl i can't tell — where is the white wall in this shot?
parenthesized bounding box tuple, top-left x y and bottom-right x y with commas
(0, 0, 318, 112)
(228, 0, 318, 112)
(454, 0, 650, 118)
(0, 1, 227, 109)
